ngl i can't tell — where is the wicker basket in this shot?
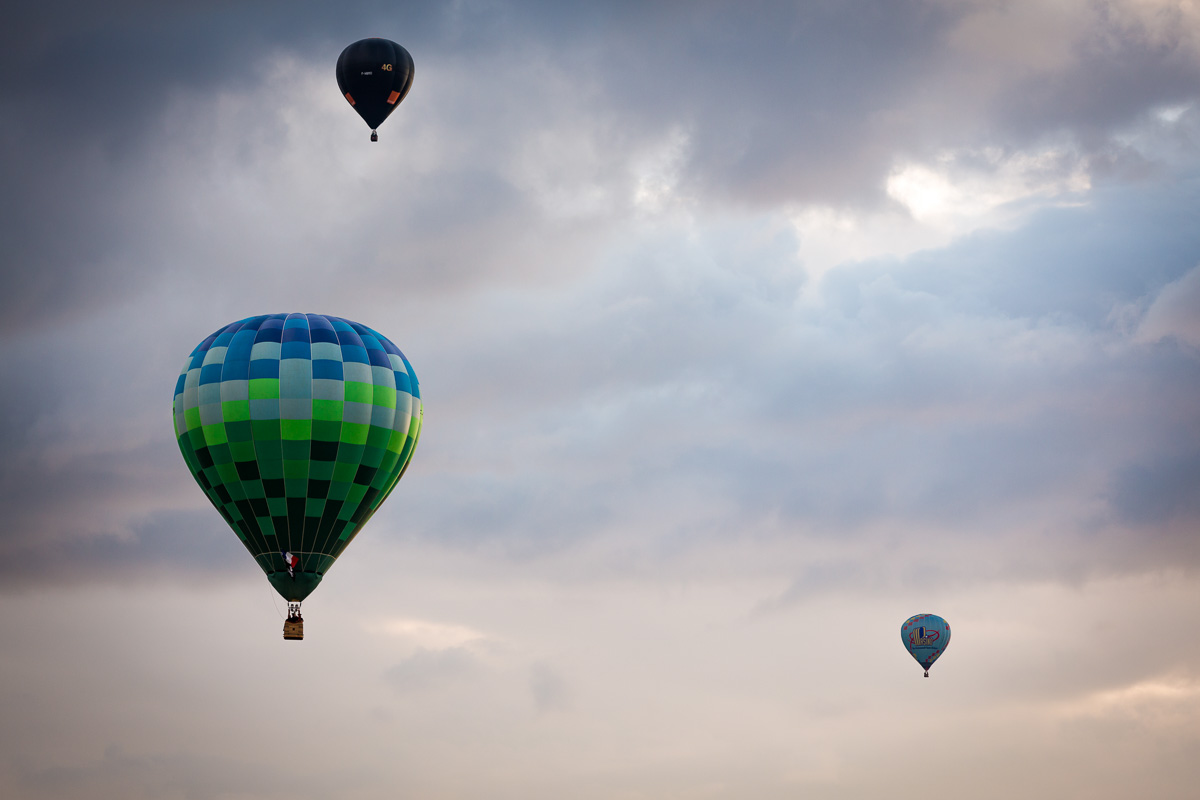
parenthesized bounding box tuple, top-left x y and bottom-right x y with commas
(283, 617, 304, 640)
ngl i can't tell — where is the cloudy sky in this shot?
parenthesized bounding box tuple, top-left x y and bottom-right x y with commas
(2, 1, 1199, 797)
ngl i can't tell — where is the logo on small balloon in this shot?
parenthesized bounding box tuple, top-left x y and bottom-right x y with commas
(909, 626, 940, 648)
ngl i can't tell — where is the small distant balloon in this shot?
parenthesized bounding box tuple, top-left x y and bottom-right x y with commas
(336, 38, 415, 142)
(901, 614, 950, 677)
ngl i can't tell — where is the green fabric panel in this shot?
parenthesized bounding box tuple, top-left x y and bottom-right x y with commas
(227, 440, 257, 462)
(251, 420, 281, 440)
(341, 485, 368, 514)
(307, 461, 334, 481)
(280, 440, 308, 461)
(207, 443, 233, 466)
(282, 460, 308, 480)
(359, 444, 386, 469)
(221, 400, 251, 422)
(201, 422, 228, 446)
(343, 381, 374, 404)
(258, 460, 284, 480)
(280, 419, 312, 440)
(372, 451, 401, 489)
(225, 420, 253, 442)
(213, 462, 240, 486)
(331, 462, 358, 483)
(340, 422, 369, 444)
(248, 378, 280, 399)
(365, 426, 392, 450)
(312, 399, 343, 422)
(311, 420, 341, 442)
(372, 382, 397, 408)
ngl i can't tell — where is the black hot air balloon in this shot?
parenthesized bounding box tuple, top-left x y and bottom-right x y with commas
(336, 38, 414, 142)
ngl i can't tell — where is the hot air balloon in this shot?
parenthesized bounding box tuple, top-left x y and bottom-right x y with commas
(173, 314, 422, 640)
(336, 37, 414, 141)
(901, 613, 950, 677)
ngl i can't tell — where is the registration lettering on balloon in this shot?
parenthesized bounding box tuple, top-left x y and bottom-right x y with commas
(336, 38, 414, 141)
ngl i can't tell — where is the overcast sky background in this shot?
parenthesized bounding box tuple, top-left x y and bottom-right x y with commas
(1, 1, 1199, 798)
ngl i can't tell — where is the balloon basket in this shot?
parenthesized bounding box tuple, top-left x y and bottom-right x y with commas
(370, 130, 378, 142)
(283, 602, 304, 641)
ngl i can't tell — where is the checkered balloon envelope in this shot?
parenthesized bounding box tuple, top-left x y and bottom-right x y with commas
(173, 314, 422, 608)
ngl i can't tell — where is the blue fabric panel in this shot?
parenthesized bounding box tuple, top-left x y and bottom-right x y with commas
(249, 359, 280, 379)
(312, 359, 344, 380)
(281, 340, 312, 360)
(199, 364, 224, 385)
(255, 323, 284, 343)
(284, 313, 310, 330)
(340, 345, 369, 364)
(222, 359, 251, 381)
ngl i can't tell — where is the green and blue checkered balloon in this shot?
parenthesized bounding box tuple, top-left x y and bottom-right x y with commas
(173, 314, 422, 602)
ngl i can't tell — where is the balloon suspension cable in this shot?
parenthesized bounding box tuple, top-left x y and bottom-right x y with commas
(268, 584, 285, 621)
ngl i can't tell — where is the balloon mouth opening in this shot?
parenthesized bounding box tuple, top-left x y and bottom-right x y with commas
(268, 570, 324, 602)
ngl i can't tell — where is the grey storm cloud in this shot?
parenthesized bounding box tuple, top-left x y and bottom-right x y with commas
(0, 506, 248, 591)
(5, 1, 1198, 330)
(1110, 450, 1200, 527)
(9, 171, 1197, 591)
(0, 0, 1194, 614)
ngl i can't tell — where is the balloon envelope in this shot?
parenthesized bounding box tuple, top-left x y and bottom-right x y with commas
(336, 38, 414, 132)
(173, 314, 422, 602)
(901, 614, 951, 675)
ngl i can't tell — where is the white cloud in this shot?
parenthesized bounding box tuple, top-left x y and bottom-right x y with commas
(631, 125, 692, 215)
(790, 144, 1092, 281)
(1136, 264, 1200, 348)
(886, 146, 1091, 226)
(1056, 674, 1200, 723)
(363, 616, 490, 649)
